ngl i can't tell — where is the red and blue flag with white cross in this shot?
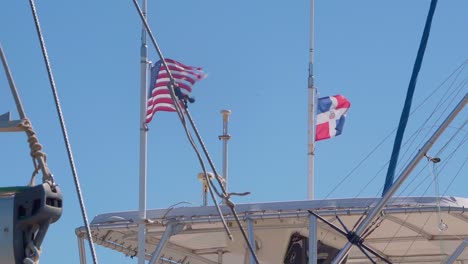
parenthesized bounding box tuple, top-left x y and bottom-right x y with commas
(315, 95, 351, 141)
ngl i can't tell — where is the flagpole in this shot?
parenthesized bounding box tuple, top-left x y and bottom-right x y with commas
(307, 0, 316, 200)
(308, 0, 317, 263)
(138, 0, 148, 263)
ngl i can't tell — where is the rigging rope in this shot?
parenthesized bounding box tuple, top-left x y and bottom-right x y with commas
(399, 77, 468, 171)
(361, 213, 385, 240)
(426, 158, 448, 235)
(381, 125, 467, 260)
(394, 71, 467, 197)
(131, 1, 235, 259)
(130, 0, 223, 197)
(0, 44, 53, 185)
(325, 129, 393, 199)
(382, 0, 439, 195)
(380, 213, 410, 258)
(332, 59, 468, 199)
(19, 119, 48, 186)
(389, 64, 468, 196)
(131, 1, 260, 262)
(27, 1, 99, 263)
(442, 156, 468, 196)
(399, 119, 467, 198)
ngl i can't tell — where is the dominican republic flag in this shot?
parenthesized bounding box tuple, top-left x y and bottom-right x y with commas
(316, 95, 350, 141)
(146, 58, 206, 124)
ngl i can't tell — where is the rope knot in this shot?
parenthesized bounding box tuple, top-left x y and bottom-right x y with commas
(21, 120, 47, 160)
(19, 118, 51, 185)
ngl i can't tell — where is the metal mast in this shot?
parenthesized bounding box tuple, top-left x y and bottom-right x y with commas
(219, 109, 231, 193)
(331, 94, 467, 264)
(307, 0, 317, 200)
(138, 0, 148, 263)
(308, 0, 318, 263)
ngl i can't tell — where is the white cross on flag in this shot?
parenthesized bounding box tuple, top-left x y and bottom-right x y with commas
(316, 95, 351, 141)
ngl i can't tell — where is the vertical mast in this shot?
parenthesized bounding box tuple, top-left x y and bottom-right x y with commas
(220, 109, 231, 194)
(307, 0, 316, 200)
(308, 1, 318, 263)
(138, 0, 148, 263)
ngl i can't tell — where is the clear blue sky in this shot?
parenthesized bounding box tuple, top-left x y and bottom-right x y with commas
(1, 1, 467, 263)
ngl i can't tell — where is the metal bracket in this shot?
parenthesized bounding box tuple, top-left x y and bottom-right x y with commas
(308, 210, 391, 264)
(148, 220, 185, 264)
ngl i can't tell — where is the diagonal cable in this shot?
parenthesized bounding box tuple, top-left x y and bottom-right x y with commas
(308, 211, 391, 264)
(130, 0, 232, 238)
(130, 1, 259, 262)
(326, 59, 468, 199)
(28, 0, 99, 263)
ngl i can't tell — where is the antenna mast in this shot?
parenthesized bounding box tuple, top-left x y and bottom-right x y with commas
(219, 109, 231, 194)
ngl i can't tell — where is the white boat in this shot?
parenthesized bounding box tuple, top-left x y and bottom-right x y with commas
(77, 196, 468, 263)
(74, 1, 468, 263)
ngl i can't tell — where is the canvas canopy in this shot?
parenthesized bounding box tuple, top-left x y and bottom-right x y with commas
(76, 196, 468, 263)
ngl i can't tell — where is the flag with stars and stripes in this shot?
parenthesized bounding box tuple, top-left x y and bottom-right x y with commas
(146, 58, 206, 124)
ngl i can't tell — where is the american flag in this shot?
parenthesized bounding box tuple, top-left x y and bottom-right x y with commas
(146, 58, 206, 124)
(315, 94, 351, 141)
